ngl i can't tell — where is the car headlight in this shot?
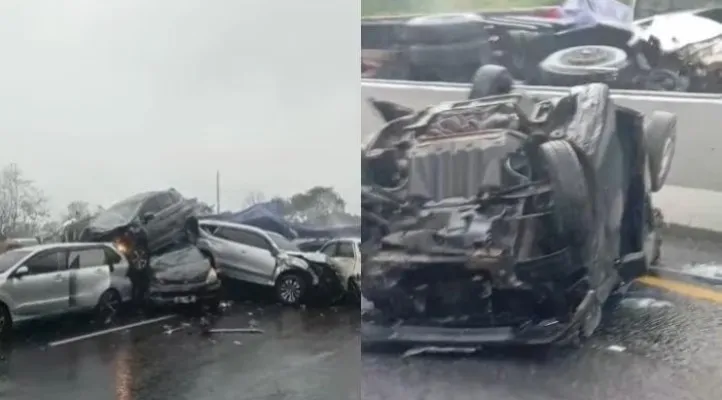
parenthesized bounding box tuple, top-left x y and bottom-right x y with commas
(206, 268, 218, 283)
(114, 240, 129, 254)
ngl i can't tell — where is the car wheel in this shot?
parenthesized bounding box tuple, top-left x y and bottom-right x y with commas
(539, 45, 629, 86)
(401, 13, 487, 45)
(0, 303, 12, 339)
(96, 289, 121, 325)
(468, 64, 514, 99)
(644, 111, 677, 192)
(539, 140, 594, 247)
(275, 272, 307, 306)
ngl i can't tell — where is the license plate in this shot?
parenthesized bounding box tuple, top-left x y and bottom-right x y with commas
(173, 295, 197, 304)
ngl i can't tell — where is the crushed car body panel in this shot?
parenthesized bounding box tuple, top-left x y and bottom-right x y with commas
(361, 81, 664, 346)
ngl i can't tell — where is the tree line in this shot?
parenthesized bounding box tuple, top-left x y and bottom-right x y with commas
(0, 163, 358, 239)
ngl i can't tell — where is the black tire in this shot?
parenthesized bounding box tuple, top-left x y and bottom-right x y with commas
(275, 271, 308, 306)
(0, 303, 12, 339)
(539, 45, 629, 86)
(401, 13, 488, 45)
(468, 64, 514, 99)
(539, 140, 594, 246)
(96, 289, 122, 324)
(644, 111, 677, 192)
(407, 38, 492, 67)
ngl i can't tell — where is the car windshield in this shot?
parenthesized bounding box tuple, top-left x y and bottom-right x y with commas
(0, 249, 32, 273)
(267, 232, 300, 251)
(91, 196, 146, 227)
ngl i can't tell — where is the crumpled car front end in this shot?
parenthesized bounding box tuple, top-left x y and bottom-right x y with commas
(360, 194, 598, 346)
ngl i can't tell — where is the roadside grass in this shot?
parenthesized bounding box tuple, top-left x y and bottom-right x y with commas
(362, 0, 559, 17)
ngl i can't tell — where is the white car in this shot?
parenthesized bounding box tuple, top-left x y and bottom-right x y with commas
(318, 238, 361, 302)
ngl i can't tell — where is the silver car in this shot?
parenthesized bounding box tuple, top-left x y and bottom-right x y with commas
(190, 219, 347, 305)
(0, 242, 133, 337)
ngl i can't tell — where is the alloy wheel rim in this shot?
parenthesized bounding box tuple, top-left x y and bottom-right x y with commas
(280, 278, 302, 303)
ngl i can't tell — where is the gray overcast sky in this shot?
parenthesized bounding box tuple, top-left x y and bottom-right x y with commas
(0, 0, 359, 217)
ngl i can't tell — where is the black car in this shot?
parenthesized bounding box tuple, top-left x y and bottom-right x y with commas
(81, 189, 201, 264)
(360, 65, 673, 347)
(146, 245, 221, 310)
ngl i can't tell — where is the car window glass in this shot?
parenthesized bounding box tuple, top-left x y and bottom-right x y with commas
(140, 196, 162, 214)
(216, 228, 271, 251)
(104, 248, 122, 264)
(25, 251, 65, 275)
(155, 193, 176, 210)
(200, 223, 218, 235)
(336, 242, 355, 258)
(321, 242, 338, 257)
(68, 248, 106, 269)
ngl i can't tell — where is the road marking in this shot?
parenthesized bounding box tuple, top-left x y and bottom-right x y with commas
(48, 315, 176, 347)
(637, 276, 722, 304)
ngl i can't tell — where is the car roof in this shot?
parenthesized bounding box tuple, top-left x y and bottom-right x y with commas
(198, 219, 269, 235)
(22, 242, 113, 252)
(322, 237, 361, 246)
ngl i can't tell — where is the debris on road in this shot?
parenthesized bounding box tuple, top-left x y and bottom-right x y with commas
(606, 345, 626, 353)
(402, 346, 482, 358)
(206, 328, 264, 334)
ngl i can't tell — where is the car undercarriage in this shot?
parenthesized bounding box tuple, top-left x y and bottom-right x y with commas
(360, 73, 673, 346)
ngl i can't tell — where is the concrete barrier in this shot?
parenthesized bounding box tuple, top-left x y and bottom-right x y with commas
(361, 80, 722, 241)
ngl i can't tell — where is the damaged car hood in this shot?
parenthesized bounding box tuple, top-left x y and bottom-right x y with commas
(635, 10, 722, 53)
(287, 251, 355, 288)
(151, 246, 210, 283)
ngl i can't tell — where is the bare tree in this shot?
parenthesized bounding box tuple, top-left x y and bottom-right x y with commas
(0, 164, 48, 236)
(243, 191, 267, 208)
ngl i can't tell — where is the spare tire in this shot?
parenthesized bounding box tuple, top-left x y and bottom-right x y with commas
(644, 111, 677, 192)
(401, 13, 488, 45)
(468, 64, 514, 99)
(407, 38, 493, 67)
(539, 140, 593, 246)
(539, 45, 629, 86)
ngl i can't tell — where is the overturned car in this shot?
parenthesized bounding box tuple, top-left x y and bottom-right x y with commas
(360, 65, 673, 346)
(362, 3, 722, 92)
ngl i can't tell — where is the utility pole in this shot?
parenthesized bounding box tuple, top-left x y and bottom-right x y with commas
(215, 170, 221, 213)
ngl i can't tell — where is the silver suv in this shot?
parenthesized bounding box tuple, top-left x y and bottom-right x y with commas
(0, 242, 133, 337)
(191, 219, 349, 305)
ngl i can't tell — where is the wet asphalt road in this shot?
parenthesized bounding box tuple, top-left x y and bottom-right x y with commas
(363, 234, 722, 400)
(0, 289, 360, 400)
(1, 234, 722, 400)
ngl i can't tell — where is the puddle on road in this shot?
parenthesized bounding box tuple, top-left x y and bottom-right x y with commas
(619, 298, 674, 310)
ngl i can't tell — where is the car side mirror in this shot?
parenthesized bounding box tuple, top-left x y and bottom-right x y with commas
(142, 212, 155, 224)
(14, 266, 29, 278)
(269, 247, 279, 256)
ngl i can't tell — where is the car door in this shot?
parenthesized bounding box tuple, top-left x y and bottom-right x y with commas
(4, 249, 70, 318)
(213, 227, 277, 285)
(68, 247, 111, 310)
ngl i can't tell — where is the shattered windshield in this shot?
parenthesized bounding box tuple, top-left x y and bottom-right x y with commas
(90, 196, 145, 228)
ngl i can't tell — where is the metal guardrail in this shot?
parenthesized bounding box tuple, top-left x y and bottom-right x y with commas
(362, 78, 722, 101)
